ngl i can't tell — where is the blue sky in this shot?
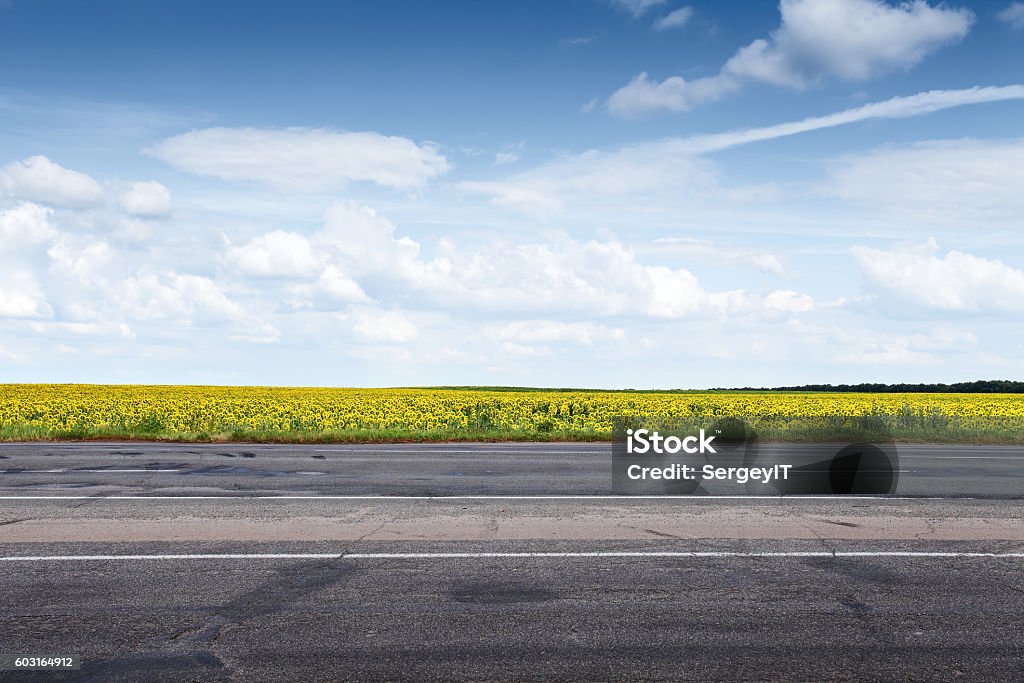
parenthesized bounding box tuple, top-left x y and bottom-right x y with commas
(2, 0, 1024, 388)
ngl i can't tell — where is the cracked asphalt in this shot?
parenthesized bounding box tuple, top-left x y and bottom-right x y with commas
(0, 442, 1022, 681)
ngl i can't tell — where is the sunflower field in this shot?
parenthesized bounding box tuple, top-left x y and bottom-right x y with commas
(1, 384, 1022, 442)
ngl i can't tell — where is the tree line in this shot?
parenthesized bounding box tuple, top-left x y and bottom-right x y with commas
(719, 380, 1024, 393)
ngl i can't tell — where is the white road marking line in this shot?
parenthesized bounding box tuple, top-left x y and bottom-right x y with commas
(84, 469, 180, 473)
(0, 551, 1022, 562)
(2, 466, 180, 473)
(0, 495, 941, 500)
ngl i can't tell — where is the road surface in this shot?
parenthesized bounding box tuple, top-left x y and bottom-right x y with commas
(1, 442, 1022, 681)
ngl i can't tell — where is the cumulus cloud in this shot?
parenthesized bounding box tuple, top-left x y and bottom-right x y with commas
(652, 6, 693, 31)
(852, 240, 1024, 311)
(998, 2, 1024, 29)
(0, 202, 57, 250)
(608, 0, 973, 116)
(0, 270, 51, 318)
(224, 208, 394, 305)
(0, 155, 104, 207)
(222, 201, 817, 323)
(118, 272, 244, 323)
(118, 181, 171, 217)
(725, 0, 972, 86)
(227, 230, 322, 278)
(47, 237, 114, 287)
(314, 200, 421, 276)
(764, 289, 815, 312)
(413, 236, 751, 319)
(149, 127, 451, 192)
(317, 265, 370, 303)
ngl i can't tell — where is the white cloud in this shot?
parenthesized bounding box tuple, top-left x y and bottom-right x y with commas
(318, 265, 370, 303)
(609, 0, 666, 17)
(218, 202, 411, 307)
(828, 138, 1024, 224)
(0, 202, 56, 249)
(47, 237, 113, 287)
(466, 86, 1024, 215)
(608, 72, 739, 117)
(652, 6, 693, 31)
(998, 2, 1024, 29)
(458, 180, 566, 217)
(665, 86, 1024, 153)
(835, 327, 976, 365)
(494, 151, 520, 165)
(150, 127, 451, 192)
(0, 155, 104, 208)
(460, 141, 718, 215)
(725, 0, 972, 87)
(315, 200, 421, 276)
(500, 341, 550, 357)
(838, 335, 934, 365)
(118, 181, 171, 217)
(608, 0, 973, 116)
(227, 230, 322, 278)
(413, 236, 752, 319)
(350, 309, 418, 343)
(650, 238, 786, 276)
(764, 289, 815, 312)
(0, 270, 50, 318)
(494, 320, 625, 346)
(232, 204, 789, 323)
(852, 239, 1024, 311)
(118, 272, 244, 322)
(28, 321, 135, 338)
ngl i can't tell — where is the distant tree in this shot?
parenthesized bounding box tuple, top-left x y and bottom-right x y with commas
(712, 380, 1024, 393)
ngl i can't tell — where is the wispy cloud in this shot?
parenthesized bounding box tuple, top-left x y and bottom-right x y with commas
(560, 35, 596, 46)
(608, 0, 666, 17)
(664, 86, 1024, 155)
(998, 2, 1024, 29)
(467, 86, 1024, 216)
(652, 6, 692, 31)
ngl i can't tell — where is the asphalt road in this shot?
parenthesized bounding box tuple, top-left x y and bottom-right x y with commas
(0, 440, 1022, 497)
(1, 442, 1022, 681)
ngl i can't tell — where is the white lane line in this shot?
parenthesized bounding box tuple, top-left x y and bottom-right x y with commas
(0, 551, 1022, 562)
(345, 551, 1024, 559)
(3, 469, 181, 474)
(83, 469, 181, 473)
(0, 495, 942, 500)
